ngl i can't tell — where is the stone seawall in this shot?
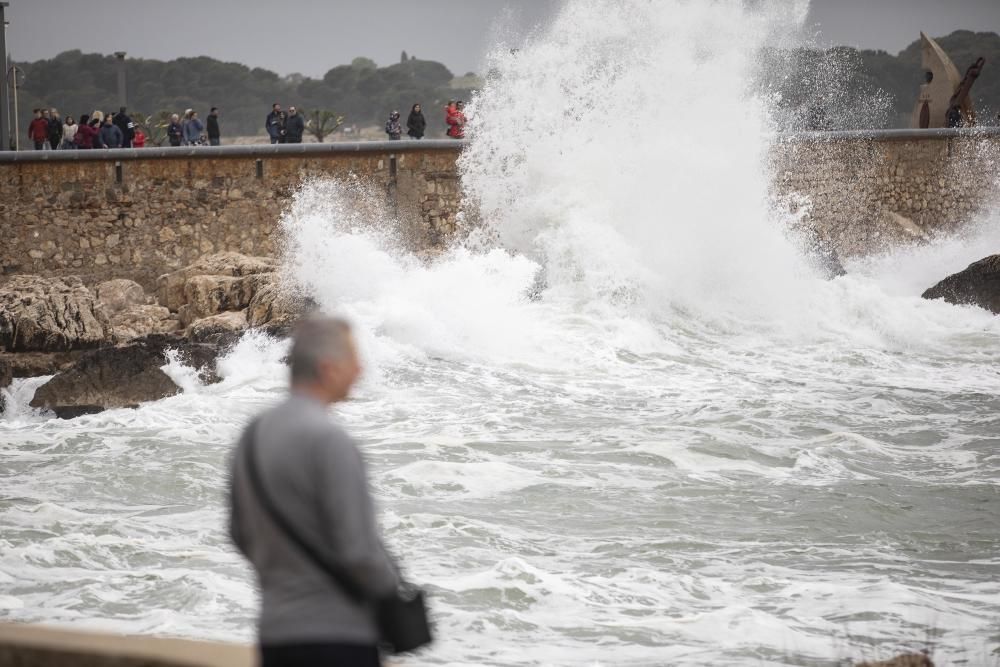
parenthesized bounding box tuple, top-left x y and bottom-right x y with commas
(0, 142, 462, 290)
(770, 129, 1000, 257)
(1, 130, 998, 290)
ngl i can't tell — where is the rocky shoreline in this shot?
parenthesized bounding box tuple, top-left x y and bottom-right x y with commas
(3, 249, 998, 419)
(0, 252, 308, 418)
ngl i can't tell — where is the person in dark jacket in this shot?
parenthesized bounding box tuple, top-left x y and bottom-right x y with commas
(74, 114, 98, 149)
(385, 111, 402, 140)
(285, 106, 305, 143)
(114, 107, 135, 148)
(48, 109, 64, 150)
(266, 103, 285, 144)
(99, 115, 124, 148)
(406, 103, 426, 139)
(207, 107, 221, 146)
(28, 109, 50, 150)
(167, 113, 183, 147)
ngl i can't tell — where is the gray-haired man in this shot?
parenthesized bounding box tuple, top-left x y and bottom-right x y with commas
(229, 317, 398, 667)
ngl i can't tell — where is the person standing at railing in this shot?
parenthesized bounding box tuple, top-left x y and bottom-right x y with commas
(48, 109, 64, 150)
(74, 114, 98, 149)
(285, 107, 305, 144)
(61, 116, 77, 149)
(266, 103, 285, 144)
(406, 104, 425, 140)
(184, 111, 205, 146)
(99, 114, 123, 149)
(114, 107, 135, 148)
(28, 109, 50, 150)
(207, 107, 222, 146)
(385, 111, 402, 140)
(167, 114, 183, 147)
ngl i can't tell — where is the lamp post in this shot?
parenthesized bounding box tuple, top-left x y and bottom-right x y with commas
(1, 3, 10, 151)
(114, 51, 127, 109)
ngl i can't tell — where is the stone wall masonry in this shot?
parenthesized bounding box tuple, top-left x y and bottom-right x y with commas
(1, 130, 998, 291)
(0, 142, 462, 290)
(769, 129, 1000, 258)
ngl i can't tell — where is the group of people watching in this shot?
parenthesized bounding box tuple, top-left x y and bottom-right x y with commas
(265, 104, 307, 144)
(28, 107, 144, 150)
(166, 108, 222, 147)
(28, 99, 468, 149)
(383, 100, 466, 140)
(27, 106, 222, 149)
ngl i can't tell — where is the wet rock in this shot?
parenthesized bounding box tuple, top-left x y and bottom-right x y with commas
(95, 279, 146, 315)
(186, 310, 248, 344)
(28, 334, 223, 418)
(177, 273, 273, 326)
(157, 252, 277, 312)
(109, 305, 179, 342)
(247, 281, 311, 330)
(0, 276, 109, 352)
(1, 351, 84, 378)
(0, 358, 11, 390)
(0, 359, 10, 414)
(921, 254, 1000, 314)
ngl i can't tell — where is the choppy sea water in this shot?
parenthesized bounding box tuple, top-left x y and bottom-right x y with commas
(3, 1, 1000, 665)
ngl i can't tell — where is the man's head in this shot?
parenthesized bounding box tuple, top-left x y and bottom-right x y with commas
(51, 108, 59, 117)
(456, 100, 465, 110)
(42, 109, 50, 118)
(211, 107, 219, 115)
(120, 106, 127, 115)
(104, 116, 114, 125)
(171, 113, 180, 122)
(273, 103, 281, 112)
(289, 106, 297, 116)
(289, 317, 361, 404)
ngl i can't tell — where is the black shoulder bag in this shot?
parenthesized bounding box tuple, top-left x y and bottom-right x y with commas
(243, 430, 432, 654)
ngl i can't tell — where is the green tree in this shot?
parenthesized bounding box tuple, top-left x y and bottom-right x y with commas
(305, 110, 345, 143)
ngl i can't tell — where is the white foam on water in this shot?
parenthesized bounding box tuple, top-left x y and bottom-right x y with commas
(3, 1, 1000, 665)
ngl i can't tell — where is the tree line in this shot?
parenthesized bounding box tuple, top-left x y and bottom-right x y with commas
(10, 30, 998, 140)
(11, 50, 477, 140)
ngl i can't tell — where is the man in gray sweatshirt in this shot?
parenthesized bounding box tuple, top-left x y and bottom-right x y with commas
(229, 317, 398, 667)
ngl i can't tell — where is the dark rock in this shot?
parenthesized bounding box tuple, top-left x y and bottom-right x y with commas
(28, 334, 224, 418)
(0, 358, 10, 415)
(922, 254, 1000, 314)
(1, 351, 85, 378)
(0, 358, 11, 389)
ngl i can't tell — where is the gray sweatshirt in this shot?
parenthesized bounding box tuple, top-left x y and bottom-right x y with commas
(228, 394, 399, 645)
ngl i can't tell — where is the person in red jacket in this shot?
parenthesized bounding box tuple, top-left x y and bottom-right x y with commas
(28, 109, 51, 150)
(445, 100, 466, 139)
(132, 127, 146, 148)
(73, 114, 98, 149)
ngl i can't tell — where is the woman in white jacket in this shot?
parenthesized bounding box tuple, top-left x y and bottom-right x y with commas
(61, 116, 78, 149)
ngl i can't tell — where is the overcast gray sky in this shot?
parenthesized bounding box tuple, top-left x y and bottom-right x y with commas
(4, 1, 999, 77)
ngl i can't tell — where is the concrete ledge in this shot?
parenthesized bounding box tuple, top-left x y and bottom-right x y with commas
(775, 126, 1000, 144)
(0, 139, 466, 163)
(2, 128, 999, 164)
(0, 623, 252, 667)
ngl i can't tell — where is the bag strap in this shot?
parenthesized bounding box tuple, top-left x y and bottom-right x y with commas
(243, 423, 368, 604)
